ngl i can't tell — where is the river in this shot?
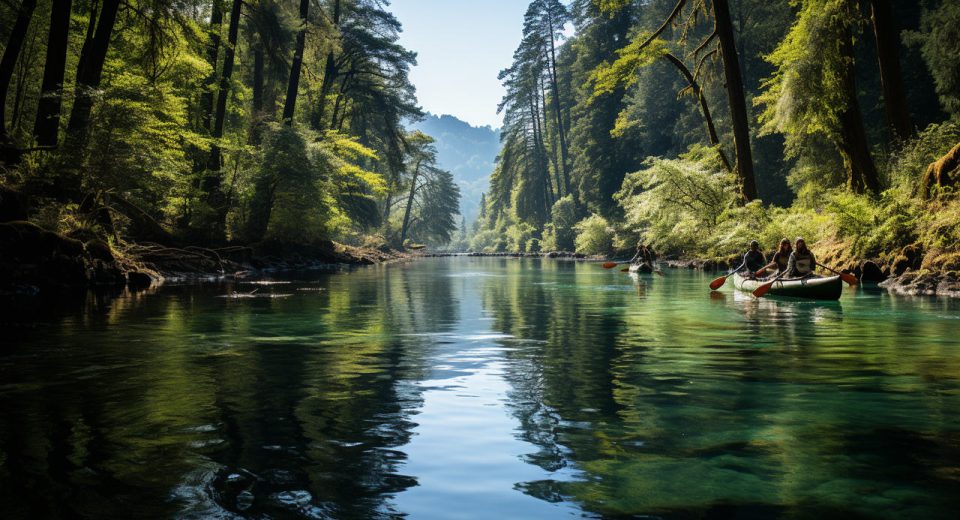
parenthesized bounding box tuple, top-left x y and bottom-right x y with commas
(1, 258, 959, 519)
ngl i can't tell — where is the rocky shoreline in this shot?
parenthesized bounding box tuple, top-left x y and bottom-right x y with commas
(4, 222, 959, 299)
(0, 220, 410, 296)
(661, 254, 960, 298)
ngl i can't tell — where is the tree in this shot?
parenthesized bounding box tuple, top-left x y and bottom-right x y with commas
(281, 0, 309, 124)
(33, 0, 73, 148)
(757, 0, 882, 194)
(713, 0, 757, 200)
(868, 0, 913, 142)
(203, 0, 242, 238)
(400, 131, 436, 246)
(907, 0, 960, 118)
(0, 0, 37, 155)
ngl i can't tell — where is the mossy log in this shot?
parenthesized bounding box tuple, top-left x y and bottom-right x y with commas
(921, 141, 960, 198)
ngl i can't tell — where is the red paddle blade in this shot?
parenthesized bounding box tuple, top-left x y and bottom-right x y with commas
(752, 281, 775, 298)
(709, 275, 728, 291)
(602, 262, 617, 269)
(840, 272, 858, 286)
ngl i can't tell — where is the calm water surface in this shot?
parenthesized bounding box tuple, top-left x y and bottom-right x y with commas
(2, 258, 959, 519)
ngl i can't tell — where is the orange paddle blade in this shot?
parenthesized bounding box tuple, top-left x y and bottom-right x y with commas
(709, 275, 728, 291)
(840, 272, 858, 286)
(752, 280, 776, 298)
(602, 262, 618, 269)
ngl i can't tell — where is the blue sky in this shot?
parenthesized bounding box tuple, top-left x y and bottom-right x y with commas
(390, 0, 532, 129)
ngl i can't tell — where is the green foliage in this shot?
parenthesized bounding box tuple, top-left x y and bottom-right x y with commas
(574, 214, 614, 255)
(507, 220, 538, 253)
(755, 0, 854, 157)
(590, 35, 667, 101)
(549, 195, 578, 251)
(905, 1, 960, 117)
(886, 122, 960, 191)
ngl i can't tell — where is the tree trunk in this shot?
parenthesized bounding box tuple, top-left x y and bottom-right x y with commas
(65, 0, 121, 152)
(250, 46, 264, 144)
(546, 10, 571, 198)
(33, 0, 73, 148)
(869, 0, 913, 142)
(0, 0, 37, 147)
(539, 75, 562, 199)
(203, 0, 241, 238)
(530, 87, 552, 210)
(838, 16, 881, 194)
(199, 0, 223, 133)
(282, 0, 309, 125)
(312, 0, 341, 131)
(400, 160, 422, 246)
(712, 0, 757, 201)
(662, 53, 733, 173)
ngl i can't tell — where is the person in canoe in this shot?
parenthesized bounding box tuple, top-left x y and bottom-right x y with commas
(785, 237, 817, 278)
(629, 242, 656, 267)
(756, 238, 792, 277)
(741, 240, 766, 276)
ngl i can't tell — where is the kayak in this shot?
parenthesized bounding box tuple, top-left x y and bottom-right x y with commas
(629, 263, 653, 274)
(733, 272, 843, 300)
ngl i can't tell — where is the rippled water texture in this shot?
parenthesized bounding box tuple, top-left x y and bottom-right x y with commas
(2, 258, 959, 519)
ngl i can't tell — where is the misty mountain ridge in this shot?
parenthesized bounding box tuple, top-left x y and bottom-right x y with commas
(409, 113, 501, 223)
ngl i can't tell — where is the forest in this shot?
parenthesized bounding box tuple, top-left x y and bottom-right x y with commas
(0, 0, 461, 283)
(471, 0, 960, 281)
(2, 0, 960, 287)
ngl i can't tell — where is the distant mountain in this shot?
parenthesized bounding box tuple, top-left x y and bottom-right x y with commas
(409, 113, 501, 223)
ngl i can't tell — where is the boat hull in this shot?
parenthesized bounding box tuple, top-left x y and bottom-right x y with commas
(629, 263, 653, 274)
(733, 273, 843, 300)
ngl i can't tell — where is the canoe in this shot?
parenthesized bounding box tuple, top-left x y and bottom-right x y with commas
(733, 272, 843, 300)
(629, 263, 653, 274)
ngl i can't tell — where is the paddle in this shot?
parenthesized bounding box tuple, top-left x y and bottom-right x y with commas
(817, 263, 859, 286)
(602, 262, 618, 269)
(752, 270, 787, 298)
(620, 267, 630, 272)
(709, 263, 745, 290)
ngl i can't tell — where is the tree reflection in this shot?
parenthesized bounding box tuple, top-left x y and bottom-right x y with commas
(0, 265, 459, 519)
(480, 263, 960, 519)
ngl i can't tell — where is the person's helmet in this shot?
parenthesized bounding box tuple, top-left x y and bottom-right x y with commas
(750, 240, 759, 249)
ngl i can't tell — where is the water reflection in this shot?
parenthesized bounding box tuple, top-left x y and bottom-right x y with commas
(1, 259, 959, 519)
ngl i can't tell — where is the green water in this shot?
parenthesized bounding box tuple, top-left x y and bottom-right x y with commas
(1, 258, 959, 519)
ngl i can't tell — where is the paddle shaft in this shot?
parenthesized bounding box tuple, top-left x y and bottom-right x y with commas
(816, 263, 858, 285)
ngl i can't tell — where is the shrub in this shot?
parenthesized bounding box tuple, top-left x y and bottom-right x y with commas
(574, 214, 614, 255)
(549, 195, 578, 251)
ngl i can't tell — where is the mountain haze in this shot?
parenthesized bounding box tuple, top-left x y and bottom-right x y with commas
(410, 114, 501, 223)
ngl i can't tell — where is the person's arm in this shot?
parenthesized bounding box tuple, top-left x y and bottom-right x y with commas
(810, 252, 818, 272)
(757, 259, 777, 275)
(786, 252, 797, 276)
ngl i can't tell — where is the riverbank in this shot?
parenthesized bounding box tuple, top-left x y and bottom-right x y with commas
(0, 220, 410, 296)
(659, 239, 960, 298)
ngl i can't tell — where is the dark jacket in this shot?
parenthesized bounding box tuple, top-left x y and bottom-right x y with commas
(743, 250, 766, 272)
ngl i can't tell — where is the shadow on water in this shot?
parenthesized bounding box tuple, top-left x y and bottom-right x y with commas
(2, 259, 960, 519)
(0, 266, 462, 519)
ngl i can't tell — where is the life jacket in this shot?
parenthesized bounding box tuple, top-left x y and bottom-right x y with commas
(793, 251, 815, 275)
